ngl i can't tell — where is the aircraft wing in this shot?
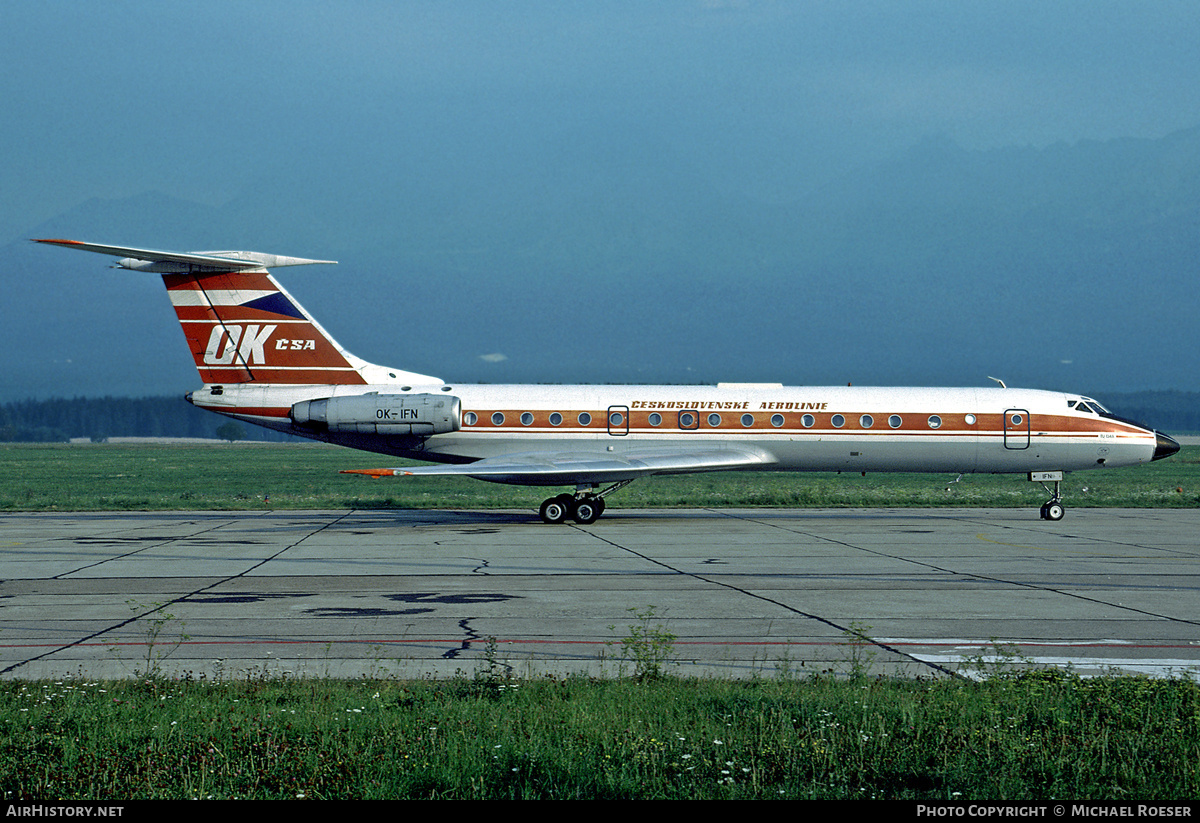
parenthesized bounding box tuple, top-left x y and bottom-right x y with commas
(341, 446, 777, 486)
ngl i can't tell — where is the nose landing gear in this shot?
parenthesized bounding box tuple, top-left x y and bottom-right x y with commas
(1030, 471, 1065, 521)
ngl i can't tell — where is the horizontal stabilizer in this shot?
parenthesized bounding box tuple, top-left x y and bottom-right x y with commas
(33, 239, 336, 272)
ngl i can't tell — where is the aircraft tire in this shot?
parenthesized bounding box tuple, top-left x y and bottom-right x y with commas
(539, 497, 569, 525)
(571, 497, 601, 525)
(1044, 502, 1065, 521)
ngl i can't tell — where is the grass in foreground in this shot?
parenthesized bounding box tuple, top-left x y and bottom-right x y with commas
(1, 671, 1197, 800)
(1, 442, 1198, 511)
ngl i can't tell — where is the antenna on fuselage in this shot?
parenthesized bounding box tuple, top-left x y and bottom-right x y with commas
(987, 376, 1007, 389)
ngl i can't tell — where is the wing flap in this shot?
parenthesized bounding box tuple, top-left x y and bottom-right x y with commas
(342, 447, 777, 486)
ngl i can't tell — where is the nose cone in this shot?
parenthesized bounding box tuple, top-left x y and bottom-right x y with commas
(1153, 431, 1181, 461)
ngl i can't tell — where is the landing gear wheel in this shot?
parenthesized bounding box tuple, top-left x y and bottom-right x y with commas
(539, 496, 570, 525)
(570, 496, 601, 525)
(1035, 476, 1066, 521)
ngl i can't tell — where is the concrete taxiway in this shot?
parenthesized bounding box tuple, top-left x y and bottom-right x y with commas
(1, 508, 1198, 680)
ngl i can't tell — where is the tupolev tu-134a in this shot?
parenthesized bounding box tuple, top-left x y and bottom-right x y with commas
(36, 238, 1180, 524)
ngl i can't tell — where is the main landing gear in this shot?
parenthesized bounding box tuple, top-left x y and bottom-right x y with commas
(539, 493, 603, 525)
(1030, 471, 1065, 521)
(538, 480, 634, 525)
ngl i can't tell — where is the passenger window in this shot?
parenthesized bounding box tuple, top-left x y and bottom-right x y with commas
(491, 412, 505, 426)
(741, 413, 754, 427)
(771, 414, 785, 428)
(578, 412, 592, 426)
(520, 412, 534, 426)
(648, 413, 662, 427)
(549, 412, 563, 426)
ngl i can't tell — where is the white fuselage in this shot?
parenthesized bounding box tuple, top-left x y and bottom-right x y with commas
(194, 381, 1161, 477)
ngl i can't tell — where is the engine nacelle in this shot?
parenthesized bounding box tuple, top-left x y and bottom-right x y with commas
(290, 393, 461, 437)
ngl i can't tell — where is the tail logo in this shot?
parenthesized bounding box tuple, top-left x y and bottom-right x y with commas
(275, 338, 317, 351)
(203, 324, 278, 365)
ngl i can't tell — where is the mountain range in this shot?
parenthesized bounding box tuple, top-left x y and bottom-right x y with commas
(3, 125, 1197, 403)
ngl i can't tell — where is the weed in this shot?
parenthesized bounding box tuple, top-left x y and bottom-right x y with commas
(959, 638, 1035, 680)
(125, 599, 190, 680)
(774, 646, 803, 680)
(473, 636, 513, 691)
(608, 606, 677, 680)
(839, 621, 876, 680)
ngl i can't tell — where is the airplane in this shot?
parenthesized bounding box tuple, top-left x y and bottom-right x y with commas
(36, 238, 1181, 524)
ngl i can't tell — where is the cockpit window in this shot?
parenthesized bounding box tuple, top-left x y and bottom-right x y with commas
(1070, 397, 1109, 415)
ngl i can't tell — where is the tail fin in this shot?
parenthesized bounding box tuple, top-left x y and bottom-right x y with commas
(34, 239, 439, 387)
(164, 266, 368, 385)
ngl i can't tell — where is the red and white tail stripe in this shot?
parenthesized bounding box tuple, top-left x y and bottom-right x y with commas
(164, 269, 367, 385)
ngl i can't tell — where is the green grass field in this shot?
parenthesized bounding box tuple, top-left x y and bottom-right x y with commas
(1, 441, 1197, 511)
(2, 670, 1198, 799)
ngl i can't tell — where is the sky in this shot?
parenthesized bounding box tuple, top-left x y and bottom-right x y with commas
(5, 1, 1199, 238)
(3, 1, 1199, 396)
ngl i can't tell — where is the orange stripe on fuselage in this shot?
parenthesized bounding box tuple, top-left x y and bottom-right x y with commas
(455, 410, 1145, 437)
